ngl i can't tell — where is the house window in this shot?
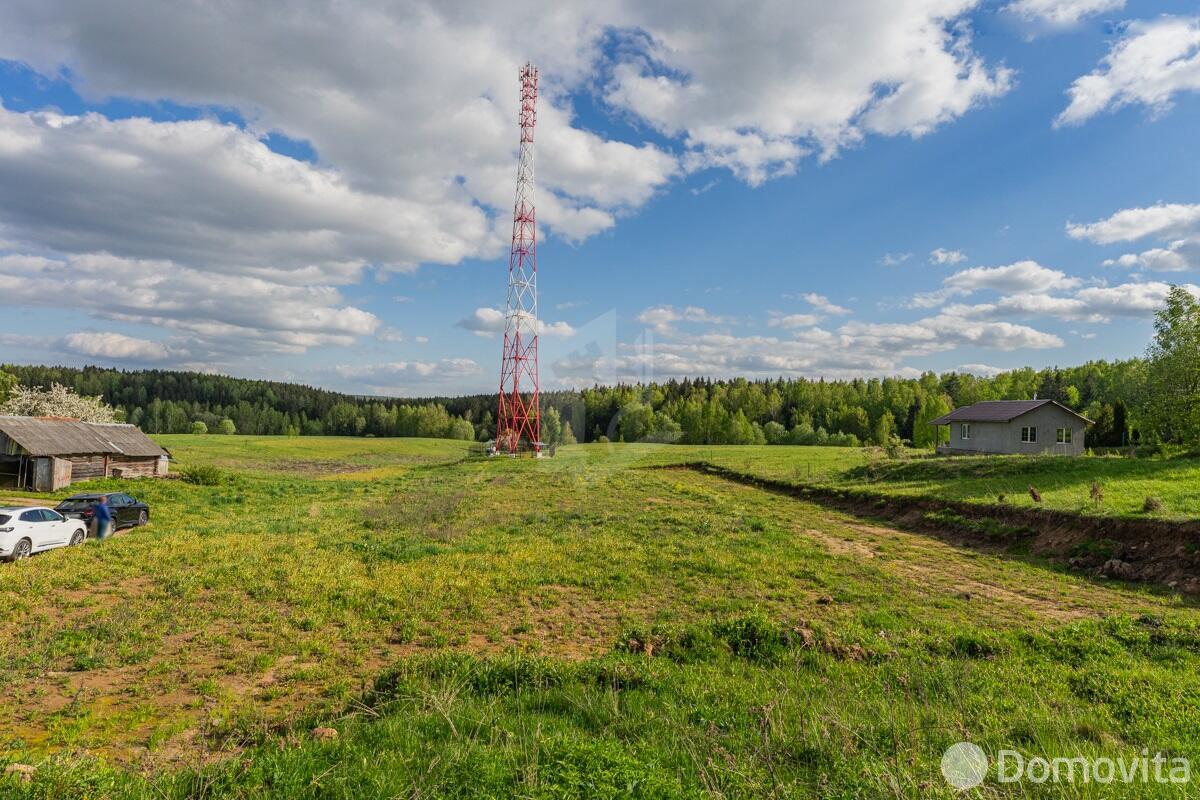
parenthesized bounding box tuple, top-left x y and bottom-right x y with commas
(1021, 426, 1037, 443)
(1056, 427, 1073, 444)
(960, 423, 971, 440)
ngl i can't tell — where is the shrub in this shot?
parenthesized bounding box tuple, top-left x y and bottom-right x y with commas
(190, 421, 208, 435)
(179, 465, 224, 486)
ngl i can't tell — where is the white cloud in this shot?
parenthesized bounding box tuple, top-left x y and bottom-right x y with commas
(0, 252, 378, 359)
(801, 293, 851, 315)
(539, 320, 578, 338)
(1056, 16, 1200, 127)
(614, 305, 1063, 382)
(637, 304, 730, 333)
(455, 307, 576, 338)
(335, 359, 482, 380)
(767, 313, 821, 329)
(1067, 203, 1200, 244)
(880, 252, 913, 266)
(1104, 241, 1199, 272)
(456, 307, 507, 338)
(61, 332, 170, 361)
(1005, 0, 1124, 25)
(839, 314, 1063, 352)
(0, 104, 493, 280)
(957, 362, 1005, 376)
(909, 261, 1079, 308)
(929, 247, 967, 265)
(1070, 203, 1200, 272)
(939, 280, 1191, 323)
(375, 328, 407, 343)
(1075, 281, 1193, 317)
(943, 260, 1081, 294)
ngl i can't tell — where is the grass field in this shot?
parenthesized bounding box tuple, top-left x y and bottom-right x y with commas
(1, 437, 1198, 798)
(637, 444, 1200, 519)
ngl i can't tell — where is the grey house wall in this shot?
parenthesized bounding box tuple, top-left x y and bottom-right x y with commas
(941, 404, 1086, 455)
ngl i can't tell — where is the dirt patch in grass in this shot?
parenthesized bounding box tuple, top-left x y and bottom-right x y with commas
(801, 527, 876, 559)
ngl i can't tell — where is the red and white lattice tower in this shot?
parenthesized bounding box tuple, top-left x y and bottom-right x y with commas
(495, 63, 541, 455)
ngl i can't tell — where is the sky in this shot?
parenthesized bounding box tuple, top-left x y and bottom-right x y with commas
(0, 0, 1198, 397)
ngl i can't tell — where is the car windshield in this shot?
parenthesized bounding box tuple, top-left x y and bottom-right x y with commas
(57, 498, 100, 510)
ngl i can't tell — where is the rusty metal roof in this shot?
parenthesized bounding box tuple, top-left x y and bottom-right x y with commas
(0, 416, 167, 458)
(929, 400, 1093, 426)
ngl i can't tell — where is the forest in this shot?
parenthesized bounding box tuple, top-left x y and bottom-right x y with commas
(0, 360, 1142, 448)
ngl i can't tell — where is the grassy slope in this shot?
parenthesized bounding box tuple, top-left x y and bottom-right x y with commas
(0, 438, 1197, 798)
(631, 443, 1200, 519)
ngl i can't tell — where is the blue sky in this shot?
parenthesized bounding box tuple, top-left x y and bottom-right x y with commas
(0, 1, 1198, 396)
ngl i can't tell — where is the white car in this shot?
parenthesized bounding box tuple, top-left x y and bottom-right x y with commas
(0, 506, 89, 562)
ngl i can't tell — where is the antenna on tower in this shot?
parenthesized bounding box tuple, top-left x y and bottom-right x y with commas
(494, 63, 541, 456)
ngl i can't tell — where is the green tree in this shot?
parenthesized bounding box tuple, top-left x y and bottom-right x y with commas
(869, 411, 893, 446)
(191, 420, 208, 435)
(447, 417, 475, 440)
(560, 420, 577, 445)
(763, 420, 788, 444)
(1144, 286, 1200, 444)
(216, 418, 237, 435)
(542, 406, 562, 446)
(0, 370, 16, 405)
(912, 394, 951, 449)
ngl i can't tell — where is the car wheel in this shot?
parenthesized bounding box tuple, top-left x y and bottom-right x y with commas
(70, 529, 86, 546)
(138, 510, 148, 526)
(7, 538, 32, 562)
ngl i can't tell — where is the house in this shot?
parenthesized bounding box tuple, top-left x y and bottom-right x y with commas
(928, 400, 1092, 456)
(0, 416, 169, 492)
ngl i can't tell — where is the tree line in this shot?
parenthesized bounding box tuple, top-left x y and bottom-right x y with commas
(2, 286, 1197, 448)
(0, 359, 1142, 448)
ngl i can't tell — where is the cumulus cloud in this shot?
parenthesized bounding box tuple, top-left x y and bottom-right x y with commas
(956, 362, 1005, 376)
(1069, 202, 1200, 272)
(767, 313, 821, 329)
(637, 305, 730, 333)
(1067, 203, 1200, 244)
(615, 308, 1061, 382)
(1056, 16, 1200, 127)
(455, 307, 576, 338)
(1006, 0, 1124, 25)
(605, 2, 1012, 183)
(335, 359, 482, 380)
(929, 248, 967, 265)
(800, 293, 851, 315)
(456, 308, 507, 338)
(0, 252, 378, 359)
(61, 332, 171, 361)
(943, 260, 1081, 294)
(0, 104, 495, 280)
(332, 358, 483, 394)
(937, 280, 1189, 323)
(909, 261, 1080, 308)
(0, 0, 1014, 209)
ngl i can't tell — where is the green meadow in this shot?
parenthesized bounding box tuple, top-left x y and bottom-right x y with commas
(0, 437, 1197, 798)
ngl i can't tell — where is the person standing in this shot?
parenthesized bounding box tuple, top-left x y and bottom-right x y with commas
(92, 496, 113, 541)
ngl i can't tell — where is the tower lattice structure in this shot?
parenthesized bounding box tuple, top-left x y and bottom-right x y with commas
(495, 63, 541, 455)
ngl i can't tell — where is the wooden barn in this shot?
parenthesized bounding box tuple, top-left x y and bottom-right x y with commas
(0, 416, 169, 492)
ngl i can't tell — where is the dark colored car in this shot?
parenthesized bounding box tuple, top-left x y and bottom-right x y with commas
(55, 493, 150, 530)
